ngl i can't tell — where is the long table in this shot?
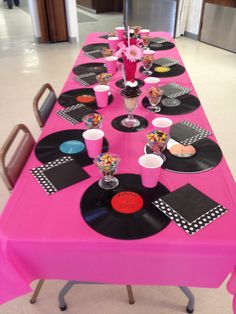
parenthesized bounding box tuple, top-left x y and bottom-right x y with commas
(0, 32, 236, 310)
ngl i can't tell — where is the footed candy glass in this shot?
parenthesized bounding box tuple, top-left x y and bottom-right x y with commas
(94, 153, 120, 190)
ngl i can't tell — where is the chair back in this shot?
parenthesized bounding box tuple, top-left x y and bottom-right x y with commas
(33, 83, 57, 127)
(0, 124, 35, 190)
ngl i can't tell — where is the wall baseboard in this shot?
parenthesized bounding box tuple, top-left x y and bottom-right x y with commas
(184, 31, 198, 40)
(68, 37, 78, 44)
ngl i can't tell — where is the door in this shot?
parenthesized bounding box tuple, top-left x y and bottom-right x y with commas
(199, 0, 236, 52)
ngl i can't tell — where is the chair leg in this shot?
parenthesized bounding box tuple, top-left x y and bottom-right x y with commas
(179, 286, 195, 313)
(126, 285, 135, 304)
(30, 279, 45, 304)
(58, 280, 79, 311)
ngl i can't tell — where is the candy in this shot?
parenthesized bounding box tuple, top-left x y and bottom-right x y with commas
(147, 130, 168, 152)
(94, 153, 120, 172)
(96, 73, 112, 85)
(147, 87, 163, 105)
(82, 113, 103, 129)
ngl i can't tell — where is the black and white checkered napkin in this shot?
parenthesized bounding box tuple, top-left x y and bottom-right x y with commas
(170, 120, 211, 146)
(57, 104, 95, 125)
(31, 156, 90, 195)
(73, 72, 97, 86)
(84, 49, 103, 59)
(155, 58, 178, 67)
(153, 184, 227, 235)
(161, 83, 190, 98)
(151, 37, 168, 44)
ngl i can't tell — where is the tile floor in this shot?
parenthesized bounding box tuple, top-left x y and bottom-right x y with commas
(0, 1, 235, 313)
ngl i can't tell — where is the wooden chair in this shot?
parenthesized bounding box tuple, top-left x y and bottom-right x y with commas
(0, 124, 44, 303)
(33, 83, 57, 128)
(0, 124, 35, 190)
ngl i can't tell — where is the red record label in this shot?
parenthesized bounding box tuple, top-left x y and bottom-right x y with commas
(111, 191, 144, 214)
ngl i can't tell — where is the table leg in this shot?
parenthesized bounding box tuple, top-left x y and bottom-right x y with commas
(29, 279, 45, 304)
(58, 280, 79, 311)
(179, 286, 195, 313)
(227, 267, 236, 314)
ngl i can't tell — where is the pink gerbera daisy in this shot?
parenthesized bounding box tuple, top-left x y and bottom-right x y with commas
(125, 45, 142, 62)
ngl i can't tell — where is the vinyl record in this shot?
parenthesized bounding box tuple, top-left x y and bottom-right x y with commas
(149, 41, 175, 51)
(140, 64, 185, 78)
(142, 94, 200, 115)
(145, 138, 222, 173)
(58, 88, 113, 109)
(73, 63, 106, 76)
(82, 43, 109, 53)
(115, 78, 144, 89)
(35, 129, 109, 167)
(111, 115, 148, 133)
(80, 174, 171, 240)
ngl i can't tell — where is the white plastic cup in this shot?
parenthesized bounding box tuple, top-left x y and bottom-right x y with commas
(105, 56, 118, 75)
(82, 129, 104, 158)
(115, 26, 125, 40)
(140, 29, 150, 38)
(93, 85, 110, 108)
(138, 154, 163, 188)
(108, 36, 119, 51)
(152, 117, 173, 133)
(144, 77, 160, 89)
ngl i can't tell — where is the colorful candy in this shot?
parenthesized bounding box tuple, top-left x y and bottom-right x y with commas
(147, 130, 168, 152)
(147, 87, 163, 105)
(102, 48, 113, 58)
(82, 113, 103, 129)
(94, 153, 120, 172)
(96, 73, 112, 85)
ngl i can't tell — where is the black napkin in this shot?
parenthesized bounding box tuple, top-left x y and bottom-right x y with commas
(85, 50, 104, 59)
(57, 104, 95, 125)
(170, 120, 211, 146)
(155, 58, 178, 67)
(161, 83, 190, 98)
(31, 156, 90, 195)
(73, 72, 97, 86)
(153, 183, 227, 235)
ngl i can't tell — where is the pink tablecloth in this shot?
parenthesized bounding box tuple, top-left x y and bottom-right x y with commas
(0, 32, 236, 305)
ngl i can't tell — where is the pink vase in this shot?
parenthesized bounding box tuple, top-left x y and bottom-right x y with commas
(123, 38, 138, 47)
(122, 56, 137, 82)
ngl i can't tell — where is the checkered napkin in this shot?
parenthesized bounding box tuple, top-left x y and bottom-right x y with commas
(170, 120, 212, 146)
(84, 49, 103, 59)
(73, 72, 97, 86)
(57, 104, 94, 125)
(153, 184, 227, 235)
(31, 156, 90, 195)
(155, 58, 178, 67)
(151, 37, 168, 44)
(161, 83, 190, 98)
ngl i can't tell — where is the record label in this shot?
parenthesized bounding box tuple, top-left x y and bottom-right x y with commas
(81, 174, 171, 240)
(59, 140, 85, 154)
(111, 192, 144, 214)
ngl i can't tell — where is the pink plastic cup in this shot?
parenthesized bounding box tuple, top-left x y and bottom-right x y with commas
(115, 27, 125, 40)
(108, 36, 119, 51)
(82, 129, 104, 158)
(93, 85, 110, 108)
(144, 77, 160, 89)
(105, 56, 118, 75)
(152, 117, 173, 134)
(140, 29, 150, 38)
(138, 154, 163, 188)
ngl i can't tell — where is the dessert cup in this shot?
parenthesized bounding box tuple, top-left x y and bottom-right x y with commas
(94, 153, 120, 190)
(146, 130, 169, 162)
(122, 96, 140, 128)
(146, 87, 163, 113)
(82, 113, 103, 129)
(142, 50, 155, 76)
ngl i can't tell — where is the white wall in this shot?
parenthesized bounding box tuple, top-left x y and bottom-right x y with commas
(185, 0, 203, 35)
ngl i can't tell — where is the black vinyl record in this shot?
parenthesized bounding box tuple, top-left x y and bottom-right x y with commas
(58, 88, 113, 109)
(146, 138, 222, 173)
(111, 115, 148, 132)
(73, 63, 106, 76)
(80, 174, 171, 240)
(35, 129, 108, 167)
(115, 78, 144, 89)
(140, 64, 185, 78)
(149, 41, 175, 51)
(142, 94, 200, 115)
(82, 43, 109, 53)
